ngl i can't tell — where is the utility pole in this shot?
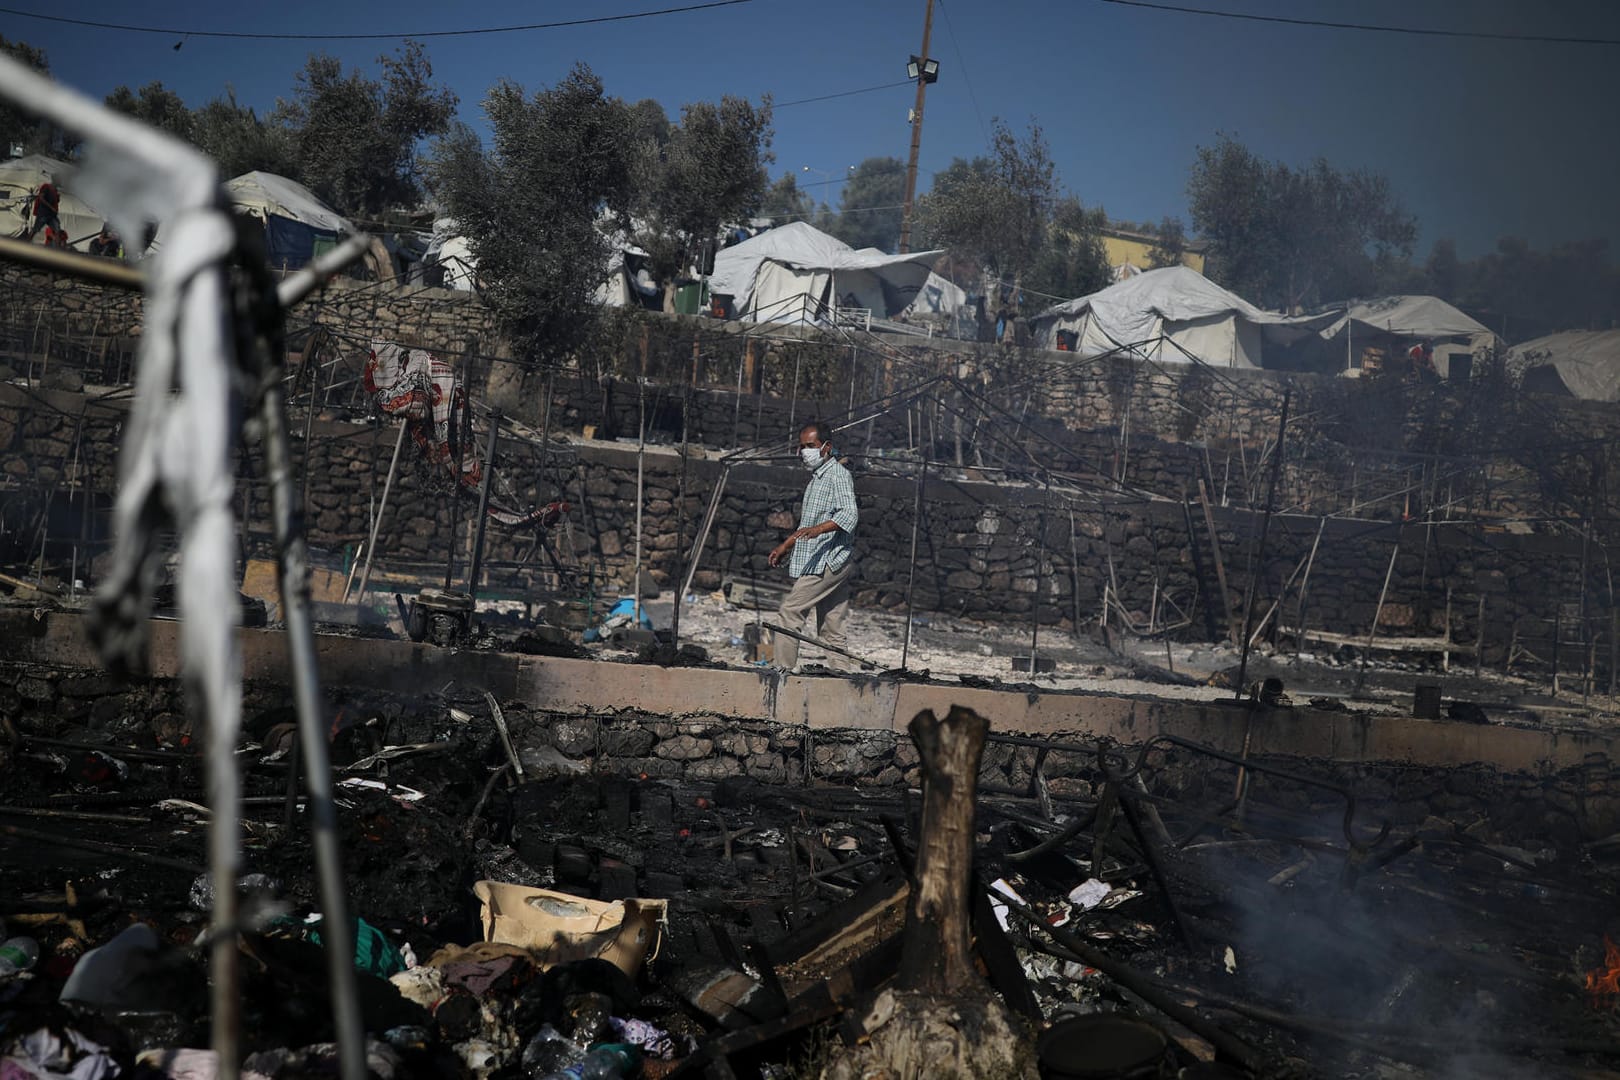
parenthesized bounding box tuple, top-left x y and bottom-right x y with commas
(898, 0, 937, 254)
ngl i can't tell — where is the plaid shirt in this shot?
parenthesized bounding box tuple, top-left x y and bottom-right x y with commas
(790, 458, 857, 577)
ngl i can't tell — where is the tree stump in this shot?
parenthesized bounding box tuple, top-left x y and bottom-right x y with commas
(823, 706, 1034, 1080)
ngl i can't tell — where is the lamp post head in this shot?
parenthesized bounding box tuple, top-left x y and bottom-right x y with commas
(907, 55, 940, 83)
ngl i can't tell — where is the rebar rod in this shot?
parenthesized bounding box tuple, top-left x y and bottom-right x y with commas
(465, 410, 501, 605)
(258, 358, 367, 1080)
(351, 419, 409, 604)
(901, 454, 928, 670)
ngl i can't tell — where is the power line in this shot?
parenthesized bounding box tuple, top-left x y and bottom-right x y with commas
(775, 81, 911, 109)
(1094, 0, 1620, 47)
(935, 0, 988, 145)
(0, 0, 753, 41)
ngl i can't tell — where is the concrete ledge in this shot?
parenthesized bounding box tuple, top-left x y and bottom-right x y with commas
(3, 608, 1613, 777)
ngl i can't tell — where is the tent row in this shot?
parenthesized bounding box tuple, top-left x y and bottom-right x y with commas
(1028, 266, 1502, 376)
(1, 155, 351, 270)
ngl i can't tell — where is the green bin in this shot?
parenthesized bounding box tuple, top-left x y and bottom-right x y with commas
(673, 282, 710, 315)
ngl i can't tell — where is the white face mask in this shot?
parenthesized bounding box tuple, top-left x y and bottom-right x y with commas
(800, 445, 824, 470)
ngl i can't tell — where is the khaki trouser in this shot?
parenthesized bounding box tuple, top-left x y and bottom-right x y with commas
(775, 559, 853, 670)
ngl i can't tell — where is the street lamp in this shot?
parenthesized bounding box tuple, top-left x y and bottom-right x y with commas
(899, 0, 941, 253)
(906, 55, 940, 83)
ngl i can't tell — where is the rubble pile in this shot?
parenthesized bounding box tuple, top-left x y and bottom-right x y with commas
(4, 693, 1620, 1079)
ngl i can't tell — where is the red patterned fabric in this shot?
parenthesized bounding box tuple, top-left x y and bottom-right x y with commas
(363, 341, 567, 528)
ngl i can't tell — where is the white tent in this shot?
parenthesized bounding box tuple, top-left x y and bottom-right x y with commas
(708, 222, 944, 323)
(224, 171, 350, 270)
(903, 271, 969, 319)
(1318, 295, 1494, 346)
(1316, 295, 1497, 377)
(423, 219, 479, 291)
(1507, 330, 1620, 402)
(0, 154, 105, 246)
(1030, 266, 1324, 368)
(225, 171, 350, 233)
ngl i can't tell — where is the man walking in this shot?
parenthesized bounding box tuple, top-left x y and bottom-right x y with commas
(768, 421, 858, 671)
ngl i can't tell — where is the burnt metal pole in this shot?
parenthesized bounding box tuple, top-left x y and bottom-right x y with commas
(443, 367, 463, 589)
(258, 368, 366, 1080)
(901, 453, 929, 670)
(1233, 387, 1291, 700)
(1029, 473, 1051, 669)
(466, 409, 501, 606)
(671, 379, 693, 648)
(897, 0, 936, 254)
(351, 418, 408, 605)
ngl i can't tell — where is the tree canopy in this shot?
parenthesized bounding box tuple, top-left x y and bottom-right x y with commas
(917, 119, 1056, 299)
(274, 42, 456, 220)
(1025, 196, 1111, 305)
(189, 92, 298, 181)
(758, 172, 815, 225)
(1188, 134, 1416, 312)
(105, 82, 194, 143)
(429, 66, 638, 365)
(827, 157, 904, 253)
(1, 36, 74, 157)
(627, 94, 773, 304)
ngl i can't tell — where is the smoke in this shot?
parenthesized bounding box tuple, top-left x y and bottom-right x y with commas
(1193, 804, 1525, 1072)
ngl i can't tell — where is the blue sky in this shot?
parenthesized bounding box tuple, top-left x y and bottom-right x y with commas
(9, 0, 1619, 258)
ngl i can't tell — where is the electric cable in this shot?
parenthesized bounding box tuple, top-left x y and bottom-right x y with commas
(1094, 0, 1620, 47)
(0, 0, 753, 41)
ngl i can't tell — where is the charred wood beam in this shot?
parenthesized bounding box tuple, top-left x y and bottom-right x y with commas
(1158, 978, 1620, 1062)
(0, 821, 204, 875)
(897, 706, 988, 994)
(1000, 892, 1265, 1073)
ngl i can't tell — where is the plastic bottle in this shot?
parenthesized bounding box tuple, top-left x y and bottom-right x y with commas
(0, 936, 39, 977)
(539, 1044, 638, 1080)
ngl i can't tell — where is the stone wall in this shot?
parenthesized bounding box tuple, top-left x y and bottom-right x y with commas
(0, 655, 1610, 850)
(0, 381, 1610, 674)
(9, 259, 1615, 531)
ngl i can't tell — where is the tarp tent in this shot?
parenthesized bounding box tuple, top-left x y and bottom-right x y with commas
(708, 222, 943, 323)
(1030, 266, 1325, 368)
(0, 154, 105, 246)
(225, 171, 351, 271)
(903, 270, 968, 319)
(423, 219, 478, 290)
(1314, 295, 1496, 378)
(1506, 330, 1620, 402)
(1318, 295, 1494, 346)
(594, 243, 660, 309)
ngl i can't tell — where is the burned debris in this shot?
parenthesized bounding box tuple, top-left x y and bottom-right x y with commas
(8, 682, 1620, 1079)
(2, 30, 1620, 1080)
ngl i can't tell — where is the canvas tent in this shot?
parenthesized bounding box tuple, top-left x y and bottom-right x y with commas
(594, 244, 660, 309)
(0, 154, 105, 246)
(1314, 295, 1496, 377)
(225, 171, 351, 271)
(422, 219, 479, 291)
(1318, 295, 1494, 347)
(1506, 330, 1620, 402)
(707, 222, 944, 324)
(1030, 266, 1325, 368)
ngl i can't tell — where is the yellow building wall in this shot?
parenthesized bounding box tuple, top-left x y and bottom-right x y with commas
(1102, 234, 1205, 276)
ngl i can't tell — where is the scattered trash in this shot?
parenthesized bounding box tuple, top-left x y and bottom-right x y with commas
(0, 936, 39, 978)
(1, 1025, 120, 1080)
(583, 598, 655, 644)
(1067, 878, 1111, 911)
(472, 882, 667, 979)
(59, 924, 159, 1007)
(306, 915, 408, 980)
(188, 873, 281, 913)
